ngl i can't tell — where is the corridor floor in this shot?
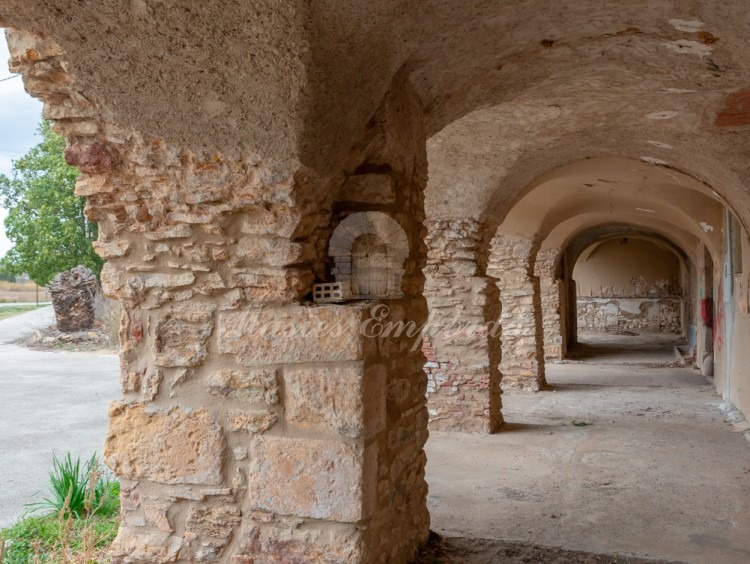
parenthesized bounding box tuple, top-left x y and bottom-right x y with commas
(425, 335, 750, 564)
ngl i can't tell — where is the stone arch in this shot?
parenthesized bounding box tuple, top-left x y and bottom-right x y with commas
(547, 224, 694, 355)
(328, 211, 409, 299)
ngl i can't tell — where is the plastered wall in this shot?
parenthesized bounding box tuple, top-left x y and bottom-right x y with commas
(574, 239, 681, 298)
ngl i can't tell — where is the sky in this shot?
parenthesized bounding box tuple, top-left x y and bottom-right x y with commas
(0, 30, 45, 258)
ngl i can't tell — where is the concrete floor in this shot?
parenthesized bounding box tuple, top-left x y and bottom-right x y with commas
(0, 307, 120, 527)
(426, 335, 750, 564)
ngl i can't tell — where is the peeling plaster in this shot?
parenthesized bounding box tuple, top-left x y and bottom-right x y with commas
(648, 140, 673, 149)
(669, 19, 705, 33)
(700, 222, 714, 232)
(664, 39, 713, 57)
(636, 208, 657, 213)
(641, 156, 669, 165)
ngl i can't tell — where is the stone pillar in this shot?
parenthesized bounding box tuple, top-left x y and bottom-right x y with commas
(489, 234, 547, 391)
(10, 30, 429, 563)
(423, 219, 502, 433)
(535, 248, 566, 361)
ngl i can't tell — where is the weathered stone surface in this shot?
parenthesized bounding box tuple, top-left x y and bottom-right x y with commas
(341, 173, 395, 204)
(233, 519, 363, 564)
(144, 499, 173, 533)
(206, 369, 278, 404)
(121, 368, 162, 401)
(48, 265, 97, 332)
(64, 141, 113, 174)
(227, 410, 278, 433)
(423, 219, 503, 432)
(104, 403, 226, 485)
(218, 305, 367, 365)
(234, 237, 308, 267)
(284, 362, 385, 438)
(490, 233, 546, 391)
(9, 34, 432, 562)
(185, 505, 241, 540)
(143, 224, 193, 240)
(155, 310, 213, 367)
(577, 297, 682, 334)
(109, 528, 183, 563)
(249, 437, 376, 522)
(535, 248, 565, 360)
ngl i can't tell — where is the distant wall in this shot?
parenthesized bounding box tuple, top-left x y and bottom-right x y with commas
(577, 297, 682, 334)
(574, 238, 681, 297)
(574, 238, 683, 334)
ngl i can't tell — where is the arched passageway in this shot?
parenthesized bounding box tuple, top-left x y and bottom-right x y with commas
(4, 3, 750, 562)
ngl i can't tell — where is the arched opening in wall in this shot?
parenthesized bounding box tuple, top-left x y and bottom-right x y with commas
(566, 234, 689, 364)
(319, 210, 408, 302)
(426, 157, 750, 561)
(351, 234, 390, 297)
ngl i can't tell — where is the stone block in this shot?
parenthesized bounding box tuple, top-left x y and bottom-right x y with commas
(284, 362, 386, 438)
(110, 528, 183, 563)
(249, 436, 376, 522)
(234, 520, 363, 563)
(185, 505, 241, 540)
(155, 310, 213, 367)
(239, 205, 300, 238)
(227, 410, 278, 433)
(218, 305, 368, 366)
(206, 369, 278, 404)
(234, 237, 309, 267)
(104, 403, 226, 485)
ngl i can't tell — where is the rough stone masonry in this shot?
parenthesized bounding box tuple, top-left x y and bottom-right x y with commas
(7, 29, 431, 563)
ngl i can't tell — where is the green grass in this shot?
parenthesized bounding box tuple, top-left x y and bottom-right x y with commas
(0, 305, 43, 321)
(25, 454, 120, 520)
(0, 512, 118, 563)
(0, 454, 120, 563)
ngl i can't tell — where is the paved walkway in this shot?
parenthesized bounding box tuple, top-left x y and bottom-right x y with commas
(0, 307, 119, 527)
(427, 335, 750, 564)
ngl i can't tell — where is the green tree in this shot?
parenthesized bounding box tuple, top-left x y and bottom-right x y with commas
(0, 121, 102, 285)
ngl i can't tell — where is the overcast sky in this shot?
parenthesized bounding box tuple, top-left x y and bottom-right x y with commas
(0, 31, 45, 258)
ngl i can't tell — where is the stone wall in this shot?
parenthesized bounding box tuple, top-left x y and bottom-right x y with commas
(577, 297, 683, 334)
(423, 219, 502, 432)
(9, 30, 430, 563)
(489, 234, 546, 391)
(535, 248, 565, 360)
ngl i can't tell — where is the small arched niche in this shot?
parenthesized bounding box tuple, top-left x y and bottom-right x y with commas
(316, 211, 408, 302)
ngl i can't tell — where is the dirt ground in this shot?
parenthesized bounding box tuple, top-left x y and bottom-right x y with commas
(20, 323, 117, 351)
(415, 533, 684, 563)
(424, 335, 750, 564)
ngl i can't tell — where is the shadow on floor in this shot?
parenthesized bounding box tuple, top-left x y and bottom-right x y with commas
(413, 532, 686, 564)
(565, 332, 684, 365)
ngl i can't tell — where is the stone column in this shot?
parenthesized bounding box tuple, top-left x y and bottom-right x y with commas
(11, 31, 429, 563)
(423, 219, 502, 433)
(489, 234, 547, 391)
(535, 248, 566, 361)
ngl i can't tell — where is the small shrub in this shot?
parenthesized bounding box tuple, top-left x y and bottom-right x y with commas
(25, 453, 119, 519)
(0, 453, 120, 563)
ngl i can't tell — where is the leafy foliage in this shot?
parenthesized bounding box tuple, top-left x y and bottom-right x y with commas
(25, 453, 120, 520)
(0, 121, 103, 285)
